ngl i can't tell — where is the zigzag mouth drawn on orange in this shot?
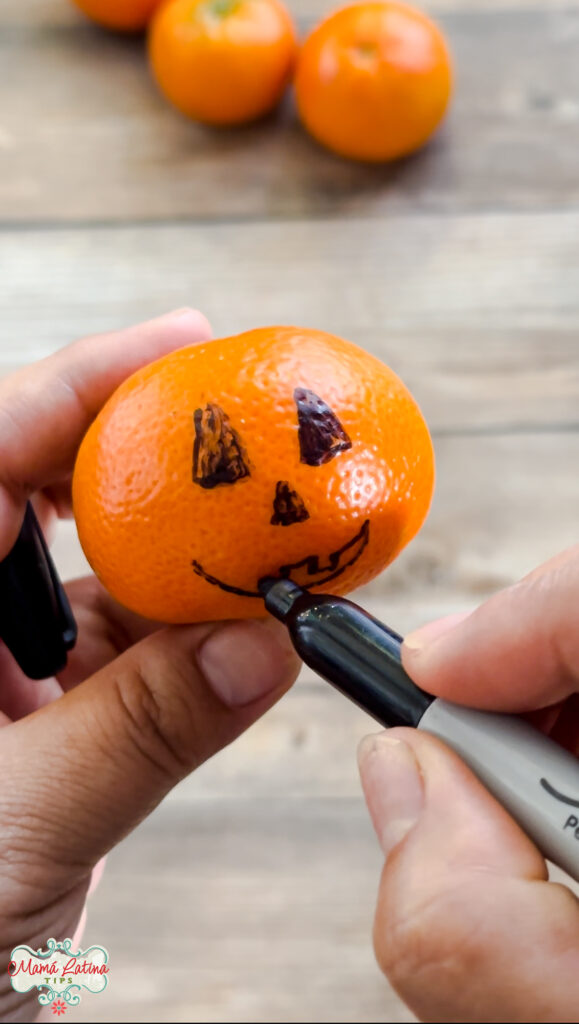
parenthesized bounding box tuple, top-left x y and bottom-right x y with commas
(192, 519, 370, 599)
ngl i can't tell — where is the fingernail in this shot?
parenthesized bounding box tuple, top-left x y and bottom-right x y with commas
(358, 734, 424, 859)
(404, 611, 470, 653)
(198, 618, 299, 708)
(166, 308, 212, 336)
(169, 307, 200, 320)
(87, 857, 107, 898)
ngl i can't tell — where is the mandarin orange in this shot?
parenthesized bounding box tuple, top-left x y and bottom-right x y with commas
(71, 0, 162, 31)
(73, 327, 434, 623)
(295, 1, 453, 162)
(148, 0, 297, 125)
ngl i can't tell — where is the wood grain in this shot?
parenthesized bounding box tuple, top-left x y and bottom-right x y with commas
(1, 2, 578, 1022)
(2, 213, 579, 432)
(7, 0, 572, 28)
(1, 6, 579, 222)
(78, 799, 410, 1024)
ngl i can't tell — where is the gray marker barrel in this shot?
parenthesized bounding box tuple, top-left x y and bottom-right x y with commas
(420, 700, 579, 881)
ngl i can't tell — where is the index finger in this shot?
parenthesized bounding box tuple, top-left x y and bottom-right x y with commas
(0, 309, 211, 557)
(402, 545, 579, 712)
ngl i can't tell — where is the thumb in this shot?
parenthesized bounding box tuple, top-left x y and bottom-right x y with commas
(401, 546, 579, 714)
(0, 618, 299, 881)
(358, 729, 579, 1023)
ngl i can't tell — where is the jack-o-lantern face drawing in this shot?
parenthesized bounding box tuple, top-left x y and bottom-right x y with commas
(191, 389, 370, 597)
(73, 327, 435, 624)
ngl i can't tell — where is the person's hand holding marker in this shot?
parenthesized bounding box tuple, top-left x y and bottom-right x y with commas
(359, 552, 579, 1022)
(4, 308, 577, 1024)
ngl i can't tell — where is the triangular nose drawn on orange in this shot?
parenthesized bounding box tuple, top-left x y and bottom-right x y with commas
(271, 481, 310, 526)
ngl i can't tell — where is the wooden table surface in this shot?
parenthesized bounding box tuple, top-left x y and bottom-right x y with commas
(1, 1, 579, 1021)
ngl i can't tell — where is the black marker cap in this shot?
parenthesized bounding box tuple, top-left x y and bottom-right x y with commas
(263, 579, 433, 729)
(0, 503, 77, 680)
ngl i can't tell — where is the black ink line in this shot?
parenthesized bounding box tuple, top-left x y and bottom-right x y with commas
(293, 519, 370, 590)
(540, 778, 579, 808)
(192, 561, 262, 598)
(278, 520, 369, 577)
(192, 520, 370, 599)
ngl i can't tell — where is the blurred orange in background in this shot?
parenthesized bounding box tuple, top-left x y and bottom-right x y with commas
(70, 0, 453, 160)
(149, 0, 297, 125)
(71, 0, 162, 31)
(296, 1, 453, 162)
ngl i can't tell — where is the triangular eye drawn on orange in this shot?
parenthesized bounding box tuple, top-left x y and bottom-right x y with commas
(193, 403, 251, 489)
(294, 388, 353, 466)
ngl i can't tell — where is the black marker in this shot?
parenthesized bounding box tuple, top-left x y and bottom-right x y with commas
(0, 503, 77, 680)
(262, 579, 579, 883)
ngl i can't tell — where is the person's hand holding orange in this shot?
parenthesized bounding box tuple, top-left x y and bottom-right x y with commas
(72, 326, 434, 624)
(0, 311, 300, 1022)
